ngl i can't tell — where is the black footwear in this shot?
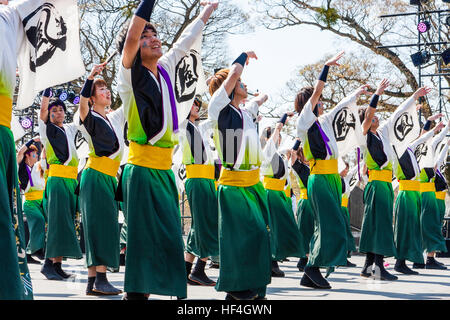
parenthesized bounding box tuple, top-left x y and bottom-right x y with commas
(426, 257, 448, 270)
(271, 260, 285, 277)
(346, 259, 356, 267)
(412, 262, 425, 269)
(304, 266, 331, 289)
(119, 253, 126, 266)
(40, 259, 64, 281)
(361, 252, 375, 278)
(189, 259, 216, 286)
(53, 262, 74, 279)
(122, 292, 148, 300)
(225, 290, 258, 300)
(93, 272, 122, 295)
(209, 261, 219, 269)
(27, 254, 41, 264)
(394, 259, 419, 275)
(33, 249, 45, 260)
(373, 254, 398, 281)
(300, 273, 320, 288)
(297, 257, 308, 272)
(86, 276, 105, 296)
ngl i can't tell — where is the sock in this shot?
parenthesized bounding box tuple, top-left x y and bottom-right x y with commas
(185, 261, 193, 276)
(192, 259, 206, 276)
(87, 276, 96, 292)
(95, 272, 107, 284)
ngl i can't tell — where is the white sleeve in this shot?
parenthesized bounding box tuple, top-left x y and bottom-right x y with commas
(409, 129, 435, 151)
(108, 107, 125, 127)
(296, 100, 317, 138)
(435, 141, 449, 170)
(384, 95, 416, 131)
(430, 124, 449, 154)
(262, 135, 278, 163)
(158, 18, 205, 76)
(207, 85, 231, 121)
(321, 91, 358, 127)
(241, 100, 259, 119)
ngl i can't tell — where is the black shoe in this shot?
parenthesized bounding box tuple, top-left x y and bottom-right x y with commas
(209, 261, 219, 269)
(271, 260, 285, 277)
(119, 253, 126, 266)
(188, 273, 216, 286)
(297, 257, 308, 272)
(361, 252, 375, 278)
(426, 257, 448, 270)
(373, 254, 398, 281)
(225, 290, 258, 300)
(40, 259, 64, 281)
(300, 273, 320, 288)
(27, 254, 41, 264)
(32, 249, 45, 260)
(53, 262, 74, 279)
(346, 259, 357, 267)
(93, 272, 122, 295)
(304, 266, 331, 289)
(412, 263, 425, 269)
(282, 258, 290, 262)
(122, 292, 148, 300)
(394, 260, 419, 275)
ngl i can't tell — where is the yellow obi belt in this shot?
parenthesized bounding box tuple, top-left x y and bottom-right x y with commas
(341, 197, 349, 208)
(399, 180, 420, 192)
(25, 190, 44, 201)
(186, 164, 215, 180)
(300, 188, 308, 200)
(0, 95, 12, 129)
(263, 176, 286, 192)
(218, 168, 260, 187)
(420, 182, 436, 193)
(310, 159, 338, 175)
(48, 164, 78, 180)
(128, 141, 173, 170)
(436, 191, 446, 200)
(86, 156, 120, 177)
(285, 186, 291, 198)
(368, 170, 392, 183)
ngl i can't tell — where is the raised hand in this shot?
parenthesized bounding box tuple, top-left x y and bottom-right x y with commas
(245, 51, 258, 65)
(413, 86, 432, 100)
(88, 62, 107, 80)
(354, 84, 371, 97)
(427, 113, 443, 122)
(200, 1, 219, 10)
(434, 121, 445, 133)
(325, 50, 345, 67)
(375, 78, 390, 96)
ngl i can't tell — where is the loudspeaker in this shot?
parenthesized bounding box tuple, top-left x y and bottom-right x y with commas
(442, 48, 450, 65)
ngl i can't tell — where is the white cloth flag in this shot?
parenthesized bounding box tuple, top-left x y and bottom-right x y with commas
(174, 35, 208, 124)
(10, 115, 26, 141)
(332, 102, 364, 157)
(388, 99, 420, 158)
(15, 0, 85, 110)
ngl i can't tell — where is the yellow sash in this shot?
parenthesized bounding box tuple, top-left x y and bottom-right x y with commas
(25, 190, 44, 201)
(310, 159, 338, 175)
(48, 164, 78, 180)
(420, 182, 436, 193)
(128, 141, 173, 170)
(368, 170, 392, 183)
(399, 180, 420, 192)
(341, 197, 349, 208)
(436, 191, 446, 200)
(86, 156, 120, 177)
(214, 180, 219, 190)
(300, 188, 308, 200)
(285, 186, 291, 198)
(0, 95, 13, 129)
(186, 164, 215, 180)
(218, 168, 260, 187)
(263, 177, 286, 192)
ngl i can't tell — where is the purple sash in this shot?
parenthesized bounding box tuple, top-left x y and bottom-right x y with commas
(157, 64, 179, 133)
(26, 165, 34, 187)
(357, 147, 361, 180)
(315, 121, 332, 156)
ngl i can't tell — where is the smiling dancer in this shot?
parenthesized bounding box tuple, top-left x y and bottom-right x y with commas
(295, 51, 368, 289)
(208, 51, 271, 300)
(358, 84, 430, 280)
(77, 63, 125, 295)
(181, 97, 219, 286)
(261, 113, 303, 277)
(116, 0, 218, 300)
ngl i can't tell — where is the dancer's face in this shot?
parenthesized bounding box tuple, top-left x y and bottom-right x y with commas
(371, 115, 379, 130)
(317, 101, 324, 116)
(25, 151, 38, 166)
(49, 105, 65, 126)
(91, 85, 111, 108)
(0, 0, 9, 5)
(140, 29, 163, 61)
(234, 78, 248, 100)
(189, 103, 200, 121)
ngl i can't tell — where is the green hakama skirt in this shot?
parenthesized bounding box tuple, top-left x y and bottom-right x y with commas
(0, 126, 33, 299)
(295, 198, 314, 258)
(185, 178, 219, 259)
(420, 191, 447, 253)
(266, 189, 303, 260)
(307, 173, 347, 267)
(43, 175, 82, 259)
(121, 164, 186, 297)
(393, 190, 424, 264)
(359, 180, 397, 257)
(24, 199, 46, 255)
(79, 168, 120, 268)
(436, 198, 446, 225)
(215, 182, 271, 294)
(342, 206, 356, 252)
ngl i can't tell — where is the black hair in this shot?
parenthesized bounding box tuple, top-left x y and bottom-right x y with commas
(48, 99, 66, 113)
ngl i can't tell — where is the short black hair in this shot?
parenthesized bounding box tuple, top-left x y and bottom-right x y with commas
(48, 99, 66, 113)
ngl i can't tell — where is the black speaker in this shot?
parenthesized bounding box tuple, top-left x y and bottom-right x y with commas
(411, 50, 431, 66)
(442, 48, 450, 65)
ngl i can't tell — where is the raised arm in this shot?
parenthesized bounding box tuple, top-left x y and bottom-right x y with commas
(39, 88, 51, 123)
(223, 51, 257, 97)
(79, 63, 107, 122)
(17, 138, 38, 164)
(121, 0, 156, 69)
(361, 79, 390, 135)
